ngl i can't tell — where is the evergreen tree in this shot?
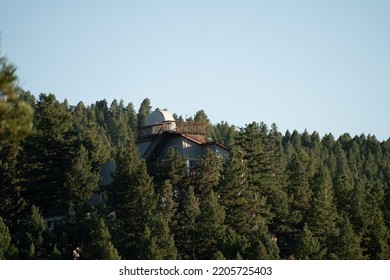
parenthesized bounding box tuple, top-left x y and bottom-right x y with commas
(82, 216, 121, 260)
(137, 98, 152, 128)
(155, 148, 187, 195)
(193, 149, 221, 199)
(193, 110, 210, 123)
(15, 206, 47, 259)
(194, 190, 226, 259)
(363, 210, 390, 259)
(0, 55, 33, 142)
(209, 121, 236, 147)
(294, 224, 326, 260)
(174, 187, 200, 260)
(156, 180, 177, 227)
(0, 217, 11, 259)
(0, 142, 26, 229)
(64, 144, 100, 206)
(217, 148, 254, 235)
(245, 223, 280, 259)
(286, 151, 312, 229)
(332, 212, 364, 260)
(307, 166, 338, 246)
(109, 137, 156, 259)
(125, 102, 137, 134)
(139, 213, 177, 260)
(21, 93, 77, 213)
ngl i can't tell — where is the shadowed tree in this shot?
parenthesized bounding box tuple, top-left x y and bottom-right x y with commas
(294, 224, 326, 260)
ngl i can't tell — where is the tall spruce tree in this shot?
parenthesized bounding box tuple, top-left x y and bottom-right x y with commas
(82, 216, 121, 260)
(307, 166, 339, 252)
(286, 150, 312, 230)
(109, 136, 156, 259)
(194, 190, 226, 259)
(14, 206, 47, 259)
(216, 148, 254, 236)
(331, 212, 364, 260)
(294, 224, 326, 260)
(63, 144, 100, 206)
(21, 93, 77, 213)
(193, 149, 221, 200)
(137, 98, 152, 128)
(174, 186, 200, 260)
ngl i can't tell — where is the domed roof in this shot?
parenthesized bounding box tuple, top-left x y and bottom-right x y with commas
(145, 109, 175, 126)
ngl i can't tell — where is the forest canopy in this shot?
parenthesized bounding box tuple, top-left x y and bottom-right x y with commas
(0, 55, 389, 260)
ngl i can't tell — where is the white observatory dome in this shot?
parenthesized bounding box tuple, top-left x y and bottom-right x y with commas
(144, 109, 177, 132)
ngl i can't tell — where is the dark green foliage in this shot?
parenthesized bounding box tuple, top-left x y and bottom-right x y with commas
(139, 213, 177, 260)
(0, 217, 11, 259)
(307, 167, 338, 246)
(137, 98, 152, 128)
(109, 137, 158, 259)
(21, 93, 77, 213)
(1, 88, 389, 260)
(64, 145, 100, 205)
(194, 190, 226, 259)
(155, 148, 187, 194)
(174, 187, 200, 260)
(331, 212, 364, 259)
(0, 56, 33, 142)
(295, 224, 326, 260)
(209, 121, 236, 147)
(0, 143, 26, 229)
(81, 216, 121, 260)
(14, 206, 47, 259)
(286, 151, 312, 229)
(193, 149, 222, 199)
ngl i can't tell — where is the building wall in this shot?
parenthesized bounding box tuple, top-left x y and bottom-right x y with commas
(202, 144, 230, 161)
(160, 136, 203, 162)
(136, 140, 153, 157)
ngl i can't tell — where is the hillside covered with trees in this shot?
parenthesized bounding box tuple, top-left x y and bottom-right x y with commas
(1, 55, 390, 260)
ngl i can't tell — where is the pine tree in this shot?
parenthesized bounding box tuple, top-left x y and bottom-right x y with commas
(331, 212, 364, 260)
(155, 147, 187, 195)
(125, 102, 137, 134)
(15, 206, 47, 259)
(209, 121, 236, 147)
(174, 187, 200, 260)
(245, 223, 280, 259)
(307, 166, 338, 247)
(193, 149, 222, 199)
(139, 213, 177, 260)
(0, 55, 33, 142)
(286, 150, 312, 229)
(0, 217, 11, 259)
(64, 144, 100, 206)
(137, 98, 152, 128)
(294, 224, 326, 260)
(82, 217, 121, 260)
(156, 180, 177, 227)
(21, 93, 77, 213)
(363, 210, 390, 259)
(216, 148, 254, 235)
(235, 122, 288, 230)
(194, 190, 226, 259)
(108, 137, 156, 259)
(0, 142, 26, 229)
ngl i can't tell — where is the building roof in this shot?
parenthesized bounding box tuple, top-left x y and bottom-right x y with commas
(145, 109, 175, 126)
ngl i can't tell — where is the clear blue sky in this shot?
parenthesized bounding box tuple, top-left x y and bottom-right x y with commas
(1, 0, 389, 140)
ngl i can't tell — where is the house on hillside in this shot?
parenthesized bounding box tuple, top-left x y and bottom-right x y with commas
(100, 108, 230, 185)
(136, 109, 230, 174)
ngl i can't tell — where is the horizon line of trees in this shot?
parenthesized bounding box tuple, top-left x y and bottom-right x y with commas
(1, 55, 389, 260)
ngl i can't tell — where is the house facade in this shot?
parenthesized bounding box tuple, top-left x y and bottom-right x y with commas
(136, 109, 230, 174)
